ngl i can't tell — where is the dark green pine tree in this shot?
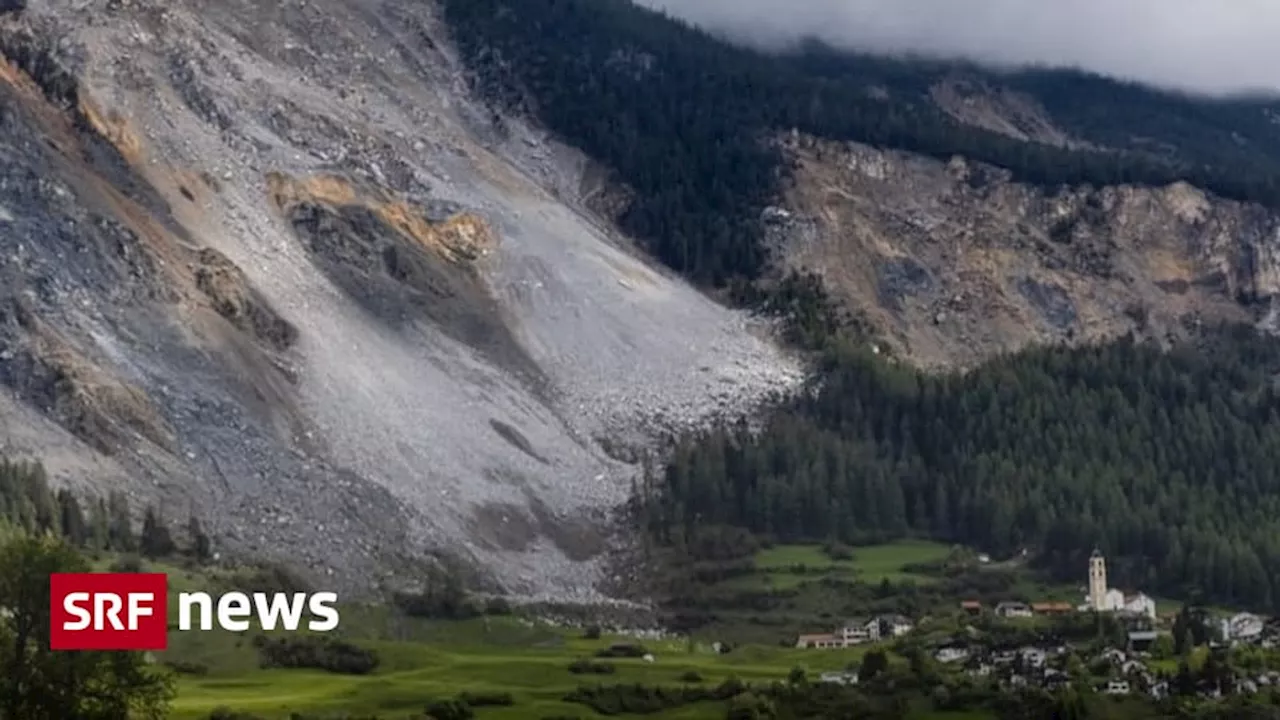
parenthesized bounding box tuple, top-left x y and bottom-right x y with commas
(139, 506, 175, 559)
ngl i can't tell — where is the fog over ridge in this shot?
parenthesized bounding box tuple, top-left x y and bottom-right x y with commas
(631, 0, 1280, 95)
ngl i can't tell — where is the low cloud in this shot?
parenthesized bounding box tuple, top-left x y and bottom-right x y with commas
(633, 0, 1280, 95)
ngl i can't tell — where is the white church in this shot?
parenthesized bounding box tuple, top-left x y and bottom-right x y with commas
(1080, 548, 1157, 620)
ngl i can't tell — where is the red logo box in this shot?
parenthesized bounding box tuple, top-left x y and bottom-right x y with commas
(49, 573, 169, 651)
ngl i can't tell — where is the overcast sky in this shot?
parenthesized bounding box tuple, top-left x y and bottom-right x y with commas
(633, 0, 1280, 95)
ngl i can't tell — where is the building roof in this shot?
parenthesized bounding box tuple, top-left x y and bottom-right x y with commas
(996, 601, 1030, 608)
(961, 600, 982, 609)
(878, 613, 912, 624)
(797, 633, 837, 642)
(1031, 602, 1074, 612)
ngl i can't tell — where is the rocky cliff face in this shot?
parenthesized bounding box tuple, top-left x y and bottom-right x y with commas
(0, 0, 802, 600)
(771, 133, 1280, 369)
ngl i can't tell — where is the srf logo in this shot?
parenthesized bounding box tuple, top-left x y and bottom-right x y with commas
(50, 573, 168, 651)
(50, 573, 341, 650)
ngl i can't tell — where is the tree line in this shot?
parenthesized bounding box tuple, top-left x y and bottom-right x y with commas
(638, 325, 1280, 613)
(0, 456, 211, 564)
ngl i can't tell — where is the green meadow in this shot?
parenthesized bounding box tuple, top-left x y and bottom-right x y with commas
(164, 616, 884, 719)
(720, 540, 953, 591)
(139, 540, 990, 719)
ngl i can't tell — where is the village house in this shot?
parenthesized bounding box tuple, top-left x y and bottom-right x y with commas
(795, 633, 840, 649)
(1099, 648, 1127, 666)
(960, 600, 982, 616)
(840, 617, 881, 645)
(818, 670, 858, 685)
(1044, 669, 1072, 690)
(1017, 646, 1047, 669)
(1127, 629, 1158, 653)
(1030, 601, 1074, 616)
(795, 617, 884, 649)
(877, 614, 914, 638)
(1225, 612, 1265, 642)
(995, 601, 1033, 619)
(936, 645, 969, 663)
(1121, 593, 1158, 619)
(1120, 659, 1147, 677)
(1104, 679, 1131, 695)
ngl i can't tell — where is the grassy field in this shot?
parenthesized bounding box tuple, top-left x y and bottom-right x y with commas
(138, 541, 990, 719)
(163, 616, 893, 719)
(86, 542, 1195, 719)
(723, 540, 953, 591)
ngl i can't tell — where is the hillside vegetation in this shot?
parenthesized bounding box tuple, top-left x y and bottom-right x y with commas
(444, 0, 1280, 290)
(442, 0, 1280, 617)
(641, 326, 1280, 614)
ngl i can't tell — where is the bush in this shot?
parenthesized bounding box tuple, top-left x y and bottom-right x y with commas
(822, 541, 854, 561)
(582, 624, 602, 640)
(594, 643, 647, 658)
(226, 563, 312, 595)
(563, 681, 739, 715)
(679, 670, 703, 683)
(726, 691, 776, 720)
(208, 709, 265, 720)
(568, 658, 616, 674)
(424, 698, 473, 720)
(165, 659, 208, 675)
(110, 554, 143, 573)
(458, 690, 514, 707)
(393, 589, 481, 620)
(253, 635, 379, 675)
(483, 596, 512, 615)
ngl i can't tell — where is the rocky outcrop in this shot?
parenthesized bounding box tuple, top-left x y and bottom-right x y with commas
(772, 134, 1275, 368)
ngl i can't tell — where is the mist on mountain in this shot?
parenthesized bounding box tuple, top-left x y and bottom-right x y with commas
(633, 0, 1280, 96)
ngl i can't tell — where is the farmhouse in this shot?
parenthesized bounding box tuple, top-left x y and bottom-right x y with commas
(840, 618, 881, 645)
(1031, 602, 1074, 615)
(795, 617, 890, 649)
(795, 633, 840, 649)
(995, 601, 1032, 619)
(877, 614, 915, 637)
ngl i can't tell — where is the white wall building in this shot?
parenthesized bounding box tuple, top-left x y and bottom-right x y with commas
(1084, 550, 1156, 620)
(1227, 613, 1265, 641)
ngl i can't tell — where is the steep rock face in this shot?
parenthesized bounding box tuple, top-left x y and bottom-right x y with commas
(772, 134, 1278, 368)
(0, 1, 802, 600)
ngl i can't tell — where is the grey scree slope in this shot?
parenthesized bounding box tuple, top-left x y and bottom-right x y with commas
(0, 0, 803, 601)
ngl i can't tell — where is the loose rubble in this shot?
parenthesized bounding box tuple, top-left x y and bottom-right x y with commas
(0, 0, 805, 602)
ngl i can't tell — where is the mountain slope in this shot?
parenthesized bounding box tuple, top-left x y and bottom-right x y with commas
(445, 0, 1280, 368)
(0, 0, 801, 599)
(773, 135, 1273, 368)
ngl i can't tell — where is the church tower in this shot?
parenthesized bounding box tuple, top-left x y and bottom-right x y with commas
(1088, 548, 1108, 611)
